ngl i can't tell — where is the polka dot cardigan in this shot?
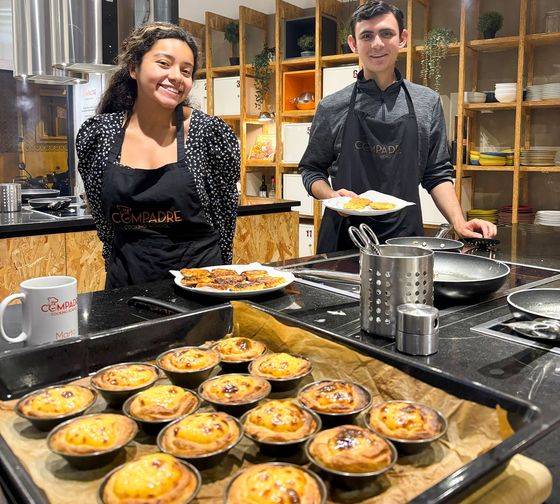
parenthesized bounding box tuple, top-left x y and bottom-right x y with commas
(76, 108, 240, 269)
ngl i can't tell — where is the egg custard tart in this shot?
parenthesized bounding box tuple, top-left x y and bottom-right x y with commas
(227, 463, 324, 504)
(249, 352, 311, 380)
(49, 413, 137, 455)
(367, 400, 445, 441)
(308, 425, 394, 474)
(101, 453, 200, 504)
(18, 385, 95, 418)
(92, 363, 159, 391)
(213, 337, 266, 362)
(158, 347, 220, 373)
(242, 400, 318, 443)
(298, 380, 370, 414)
(159, 411, 241, 457)
(128, 386, 199, 422)
(200, 374, 271, 405)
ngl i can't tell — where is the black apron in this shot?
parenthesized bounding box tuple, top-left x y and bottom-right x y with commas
(102, 107, 222, 289)
(317, 80, 423, 253)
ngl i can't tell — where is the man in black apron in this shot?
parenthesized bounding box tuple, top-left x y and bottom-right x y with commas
(300, 1, 497, 253)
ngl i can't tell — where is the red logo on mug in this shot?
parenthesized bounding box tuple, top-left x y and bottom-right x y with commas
(41, 296, 78, 314)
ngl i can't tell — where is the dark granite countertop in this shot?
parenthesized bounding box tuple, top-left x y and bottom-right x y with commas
(2, 223, 560, 501)
(0, 197, 300, 239)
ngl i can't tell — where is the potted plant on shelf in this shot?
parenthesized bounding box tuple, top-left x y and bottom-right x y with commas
(252, 45, 275, 118)
(297, 34, 315, 57)
(478, 11, 503, 39)
(338, 0, 356, 54)
(224, 21, 239, 65)
(420, 28, 457, 93)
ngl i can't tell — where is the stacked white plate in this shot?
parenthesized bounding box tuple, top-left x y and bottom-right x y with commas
(535, 210, 560, 227)
(526, 84, 543, 101)
(520, 147, 558, 166)
(495, 82, 517, 103)
(464, 91, 486, 103)
(542, 82, 560, 100)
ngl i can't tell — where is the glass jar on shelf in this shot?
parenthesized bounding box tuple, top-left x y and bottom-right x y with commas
(545, 10, 560, 33)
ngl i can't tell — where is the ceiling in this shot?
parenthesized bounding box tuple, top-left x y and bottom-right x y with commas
(179, 0, 317, 24)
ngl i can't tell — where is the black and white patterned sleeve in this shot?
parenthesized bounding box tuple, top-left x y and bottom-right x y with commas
(207, 116, 240, 263)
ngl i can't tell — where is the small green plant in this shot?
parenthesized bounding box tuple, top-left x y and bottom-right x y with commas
(297, 34, 315, 52)
(477, 11, 503, 38)
(252, 45, 275, 111)
(337, 0, 357, 50)
(420, 28, 457, 93)
(338, 19, 352, 47)
(224, 21, 239, 57)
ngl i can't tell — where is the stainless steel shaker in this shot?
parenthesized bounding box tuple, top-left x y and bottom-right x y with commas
(0, 183, 22, 212)
(396, 303, 439, 355)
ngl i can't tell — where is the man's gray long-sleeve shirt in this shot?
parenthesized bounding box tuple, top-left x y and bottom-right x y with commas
(299, 70, 453, 196)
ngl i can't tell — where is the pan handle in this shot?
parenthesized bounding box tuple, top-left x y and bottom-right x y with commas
(435, 223, 453, 238)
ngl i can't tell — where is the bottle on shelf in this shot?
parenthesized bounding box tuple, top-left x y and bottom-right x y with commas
(259, 175, 268, 198)
(269, 176, 276, 199)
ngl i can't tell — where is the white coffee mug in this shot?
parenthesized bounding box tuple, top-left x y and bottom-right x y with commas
(0, 276, 79, 346)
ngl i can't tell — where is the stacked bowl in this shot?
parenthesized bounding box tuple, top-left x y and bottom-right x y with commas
(469, 150, 480, 165)
(520, 147, 558, 166)
(479, 152, 508, 166)
(494, 82, 517, 103)
(464, 91, 486, 103)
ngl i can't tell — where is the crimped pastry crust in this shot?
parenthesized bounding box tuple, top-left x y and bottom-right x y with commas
(92, 364, 158, 391)
(250, 353, 311, 379)
(160, 412, 240, 457)
(200, 374, 270, 405)
(128, 386, 198, 421)
(49, 414, 136, 455)
(367, 401, 444, 440)
(159, 347, 220, 373)
(102, 453, 198, 504)
(298, 380, 369, 414)
(243, 400, 317, 442)
(309, 425, 393, 473)
(227, 463, 323, 504)
(213, 337, 266, 362)
(18, 385, 95, 418)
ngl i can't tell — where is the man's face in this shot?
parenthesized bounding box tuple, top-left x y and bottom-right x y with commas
(348, 13, 407, 78)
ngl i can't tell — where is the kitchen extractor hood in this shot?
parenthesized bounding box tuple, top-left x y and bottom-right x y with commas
(12, 0, 178, 84)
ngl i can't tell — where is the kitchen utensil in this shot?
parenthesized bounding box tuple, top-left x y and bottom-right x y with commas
(461, 237, 500, 249)
(433, 252, 509, 300)
(0, 183, 22, 213)
(386, 236, 463, 251)
(502, 318, 560, 341)
(291, 91, 315, 110)
(348, 223, 382, 255)
(28, 197, 72, 211)
(360, 245, 434, 338)
(507, 289, 560, 321)
(21, 188, 60, 202)
(396, 304, 439, 355)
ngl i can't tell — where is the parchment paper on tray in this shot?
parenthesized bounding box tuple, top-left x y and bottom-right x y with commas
(0, 301, 509, 504)
(322, 189, 415, 216)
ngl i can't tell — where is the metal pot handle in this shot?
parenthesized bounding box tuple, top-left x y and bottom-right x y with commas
(435, 223, 453, 238)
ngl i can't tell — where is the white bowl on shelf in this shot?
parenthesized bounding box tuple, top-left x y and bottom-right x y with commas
(495, 93, 517, 103)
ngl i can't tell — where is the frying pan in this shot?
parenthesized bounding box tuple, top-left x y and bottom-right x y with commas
(507, 289, 560, 321)
(293, 252, 510, 300)
(28, 197, 72, 210)
(386, 236, 464, 251)
(432, 252, 510, 300)
(21, 188, 59, 202)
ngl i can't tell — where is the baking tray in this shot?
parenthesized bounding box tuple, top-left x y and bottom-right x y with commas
(0, 302, 557, 504)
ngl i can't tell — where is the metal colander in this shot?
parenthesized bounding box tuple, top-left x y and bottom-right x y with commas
(360, 245, 434, 338)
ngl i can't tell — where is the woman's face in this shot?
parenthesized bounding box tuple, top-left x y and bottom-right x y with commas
(130, 38, 195, 110)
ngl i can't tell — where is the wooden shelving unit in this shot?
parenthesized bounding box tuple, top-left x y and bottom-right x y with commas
(182, 0, 559, 255)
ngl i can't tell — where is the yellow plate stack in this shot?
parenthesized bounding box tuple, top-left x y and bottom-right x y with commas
(467, 208, 499, 223)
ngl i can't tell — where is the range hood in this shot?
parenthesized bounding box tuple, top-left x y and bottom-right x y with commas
(12, 0, 178, 84)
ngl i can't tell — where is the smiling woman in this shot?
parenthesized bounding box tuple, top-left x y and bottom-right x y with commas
(76, 22, 240, 290)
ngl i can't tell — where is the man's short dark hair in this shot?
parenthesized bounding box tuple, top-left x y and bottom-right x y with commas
(351, 1, 405, 37)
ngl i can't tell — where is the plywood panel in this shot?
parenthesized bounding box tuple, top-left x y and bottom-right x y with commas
(233, 211, 299, 264)
(0, 235, 66, 299)
(65, 231, 106, 293)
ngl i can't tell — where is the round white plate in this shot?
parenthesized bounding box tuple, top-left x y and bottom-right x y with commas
(322, 190, 415, 217)
(172, 264, 295, 298)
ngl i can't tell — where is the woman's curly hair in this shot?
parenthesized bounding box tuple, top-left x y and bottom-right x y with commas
(97, 22, 199, 114)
